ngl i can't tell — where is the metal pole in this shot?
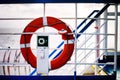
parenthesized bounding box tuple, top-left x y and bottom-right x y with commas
(114, 3, 118, 77)
(104, 4, 108, 56)
(95, 18, 100, 75)
(84, 21, 87, 71)
(74, 3, 77, 80)
(43, 3, 46, 32)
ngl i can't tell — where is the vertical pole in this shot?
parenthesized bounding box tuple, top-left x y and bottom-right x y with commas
(43, 3, 46, 32)
(114, 3, 118, 78)
(95, 18, 100, 75)
(84, 22, 87, 70)
(43, 3, 45, 17)
(96, 18, 100, 59)
(74, 3, 77, 80)
(104, 4, 108, 56)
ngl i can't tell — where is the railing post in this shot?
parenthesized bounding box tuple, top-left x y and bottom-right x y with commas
(114, 3, 118, 78)
(74, 3, 77, 80)
(104, 4, 108, 56)
(95, 17, 100, 75)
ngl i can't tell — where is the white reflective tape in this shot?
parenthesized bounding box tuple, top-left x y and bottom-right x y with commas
(58, 29, 67, 34)
(49, 60, 51, 69)
(64, 39, 74, 44)
(43, 17, 48, 26)
(20, 43, 30, 48)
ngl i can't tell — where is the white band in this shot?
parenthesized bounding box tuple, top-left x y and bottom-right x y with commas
(49, 60, 51, 69)
(20, 43, 30, 48)
(64, 39, 74, 44)
(43, 17, 48, 26)
(58, 29, 67, 34)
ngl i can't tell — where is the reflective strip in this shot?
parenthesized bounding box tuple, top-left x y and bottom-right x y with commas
(64, 39, 74, 44)
(58, 29, 67, 34)
(43, 17, 48, 26)
(20, 43, 30, 48)
(49, 60, 51, 69)
(49, 48, 63, 61)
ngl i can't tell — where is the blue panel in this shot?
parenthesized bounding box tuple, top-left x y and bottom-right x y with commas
(100, 55, 120, 75)
(0, 75, 116, 80)
(0, 0, 119, 3)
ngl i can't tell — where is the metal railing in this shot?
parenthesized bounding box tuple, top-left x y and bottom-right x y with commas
(0, 3, 117, 76)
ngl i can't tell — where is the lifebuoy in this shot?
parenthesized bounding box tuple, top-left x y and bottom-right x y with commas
(20, 16, 74, 70)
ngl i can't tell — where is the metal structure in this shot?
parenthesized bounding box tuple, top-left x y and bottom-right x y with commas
(0, 3, 119, 80)
(0, 0, 119, 3)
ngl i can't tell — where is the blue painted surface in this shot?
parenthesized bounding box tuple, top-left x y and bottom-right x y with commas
(53, 50, 62, 59)
(29, 69, 37, 76)
(102, 56, 120, 75)
(98, 54, 120, 79)
(0, 75, 116, 80)
(0, 0, 119, 3)
(103, 65, 120, 80)
(74, 71, 76, 80)
(49, 41, 64, 58)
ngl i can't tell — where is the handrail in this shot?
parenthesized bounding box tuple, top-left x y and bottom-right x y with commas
(78, 36, 107, 63)
(53, 5, 111, 71)
(68, 36, 107, 73)
(78, 20, 107, 49)
(75, 21, 109, 63)
(76, 4, 110, 38)
(76, 42, 94, 61)
(79, 51, 106, 74)
(49, 10, 99, 58)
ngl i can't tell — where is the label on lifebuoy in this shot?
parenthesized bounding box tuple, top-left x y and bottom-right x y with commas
(37, 36, 48, 47)
(37, 47, 49, 74)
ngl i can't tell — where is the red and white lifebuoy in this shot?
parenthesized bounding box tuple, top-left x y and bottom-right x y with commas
(20, 16, 74, 70)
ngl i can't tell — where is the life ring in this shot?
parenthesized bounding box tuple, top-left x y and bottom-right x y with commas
(20, 16, 74, 70)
